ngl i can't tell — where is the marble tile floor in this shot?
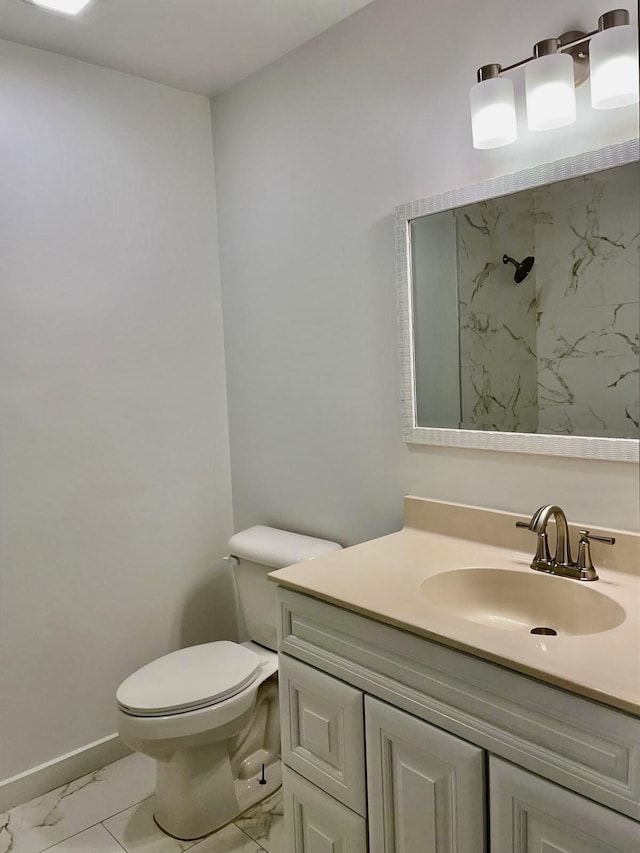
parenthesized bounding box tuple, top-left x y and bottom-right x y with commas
(0, 754, 284, 853)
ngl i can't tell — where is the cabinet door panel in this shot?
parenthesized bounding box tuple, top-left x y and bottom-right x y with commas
(490, 757, 640, 852)
(365, 696, 485, 853)
(283, 766, 367, 853)
(280, 654, 366, 815)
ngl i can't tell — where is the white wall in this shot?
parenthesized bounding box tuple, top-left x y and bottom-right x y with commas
(0, 40, 234, 782)
(211, 0, 639, 545)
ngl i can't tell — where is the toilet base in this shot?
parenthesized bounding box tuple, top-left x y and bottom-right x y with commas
(151, 676, 281, 841)
(154, 749, 281, 841)
(154, 739, 238, 840)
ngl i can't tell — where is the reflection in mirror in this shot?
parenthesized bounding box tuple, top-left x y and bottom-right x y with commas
(411, 162, 639, 440)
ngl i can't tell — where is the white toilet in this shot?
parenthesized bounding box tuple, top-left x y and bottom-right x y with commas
(116, 526, 341, 840)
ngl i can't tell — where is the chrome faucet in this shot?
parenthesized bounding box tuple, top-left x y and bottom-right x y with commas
(530, 504, 572, 568)
(516, 504, 615, 582)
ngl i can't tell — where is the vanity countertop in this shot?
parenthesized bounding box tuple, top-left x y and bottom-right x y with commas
(268, 498, 640, 716)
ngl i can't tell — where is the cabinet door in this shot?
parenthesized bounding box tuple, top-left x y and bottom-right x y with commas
(283, 765, 367, 853)
(490, 756, 640, 852)
(280, 654, 366, 815)
(365, 696, 485, 853)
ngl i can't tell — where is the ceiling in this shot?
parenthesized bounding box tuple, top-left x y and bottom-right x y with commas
(0, 0, 375, 95)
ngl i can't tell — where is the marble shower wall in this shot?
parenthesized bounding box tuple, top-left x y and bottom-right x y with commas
(455, 162, 639, 439)
(534, 163, 639, 439)
(456, 195, 538, 433)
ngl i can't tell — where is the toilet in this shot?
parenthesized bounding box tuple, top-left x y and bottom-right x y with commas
(116, 526, 341, 840)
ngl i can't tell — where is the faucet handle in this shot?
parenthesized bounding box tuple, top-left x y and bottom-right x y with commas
(578, 529, 616, 546)
(576, 530, 615, 582)
(515, 521, 531, 529)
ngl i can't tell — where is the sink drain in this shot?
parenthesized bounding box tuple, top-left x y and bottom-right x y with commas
(531, 626, 557, 636)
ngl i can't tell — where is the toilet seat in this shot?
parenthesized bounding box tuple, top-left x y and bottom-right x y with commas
(117, 643, 278, 743)
(116, 641, 261, 717)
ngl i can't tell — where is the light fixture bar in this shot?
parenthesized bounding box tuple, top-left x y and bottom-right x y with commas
(477, 8, 632, 80)
(470, 8, 638, 149)
(498, 30, 598, 75)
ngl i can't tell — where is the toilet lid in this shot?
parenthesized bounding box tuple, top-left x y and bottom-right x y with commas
(116, 641, 261, 717)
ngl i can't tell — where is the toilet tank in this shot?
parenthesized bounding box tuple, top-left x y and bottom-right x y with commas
(227, 526, 342, 651)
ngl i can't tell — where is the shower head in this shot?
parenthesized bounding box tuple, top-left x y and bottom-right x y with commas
(503, 254, 535, 283)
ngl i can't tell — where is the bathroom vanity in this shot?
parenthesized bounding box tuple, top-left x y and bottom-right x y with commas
(269, 498, 640, 852)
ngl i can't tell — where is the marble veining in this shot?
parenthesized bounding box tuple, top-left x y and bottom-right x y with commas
(0, 755, 154, 853)
(234, 792, 283, 853)
(1, 755, 279, 853)
(454, 161, 639, 439)
(457, 189, 539, 433)
(104, 796, 272, 853)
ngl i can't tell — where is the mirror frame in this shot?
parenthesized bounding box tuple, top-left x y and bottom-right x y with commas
(395, 137, 639, 463)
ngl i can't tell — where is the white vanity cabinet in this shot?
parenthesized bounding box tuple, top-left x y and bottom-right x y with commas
(277, 587, 640, 853)
(280, 654, 485, 853)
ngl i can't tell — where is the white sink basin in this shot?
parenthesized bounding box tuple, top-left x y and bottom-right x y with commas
(420, 568, 626, 636)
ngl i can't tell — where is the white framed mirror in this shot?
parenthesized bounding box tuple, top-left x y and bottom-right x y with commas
(396, 138, 639, 462)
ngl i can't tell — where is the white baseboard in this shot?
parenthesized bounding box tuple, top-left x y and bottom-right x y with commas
(0, 734, 132, 813)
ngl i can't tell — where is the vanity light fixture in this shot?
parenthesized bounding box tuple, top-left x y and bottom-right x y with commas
(525, 40, 577, 131)
(24, 0, 92, 15)
(590, 10, 640, 108)
(470, 8, 639, 149)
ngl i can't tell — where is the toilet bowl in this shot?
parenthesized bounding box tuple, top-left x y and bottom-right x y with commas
(116, 526, 341, 840)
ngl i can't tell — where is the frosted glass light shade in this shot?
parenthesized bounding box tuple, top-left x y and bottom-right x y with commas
(525, 53, 576, 131)
(31, 0, 92, 13)
(470, 77, 517, 149)
(590, 24, 640, 109)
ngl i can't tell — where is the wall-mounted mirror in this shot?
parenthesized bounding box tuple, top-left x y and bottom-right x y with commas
(396, 139, 639, 462)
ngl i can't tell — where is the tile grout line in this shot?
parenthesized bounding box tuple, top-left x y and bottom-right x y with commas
(99, 793, 155, 826)
(232, 821, 270, 852)
(20, 791, 156, 853)
(35, 820, 124, 853)
(100, 820, 129, 852)
(233, 786, 283, 852)
(102, 803, 199, 853)
(9, 767, 281, 853)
